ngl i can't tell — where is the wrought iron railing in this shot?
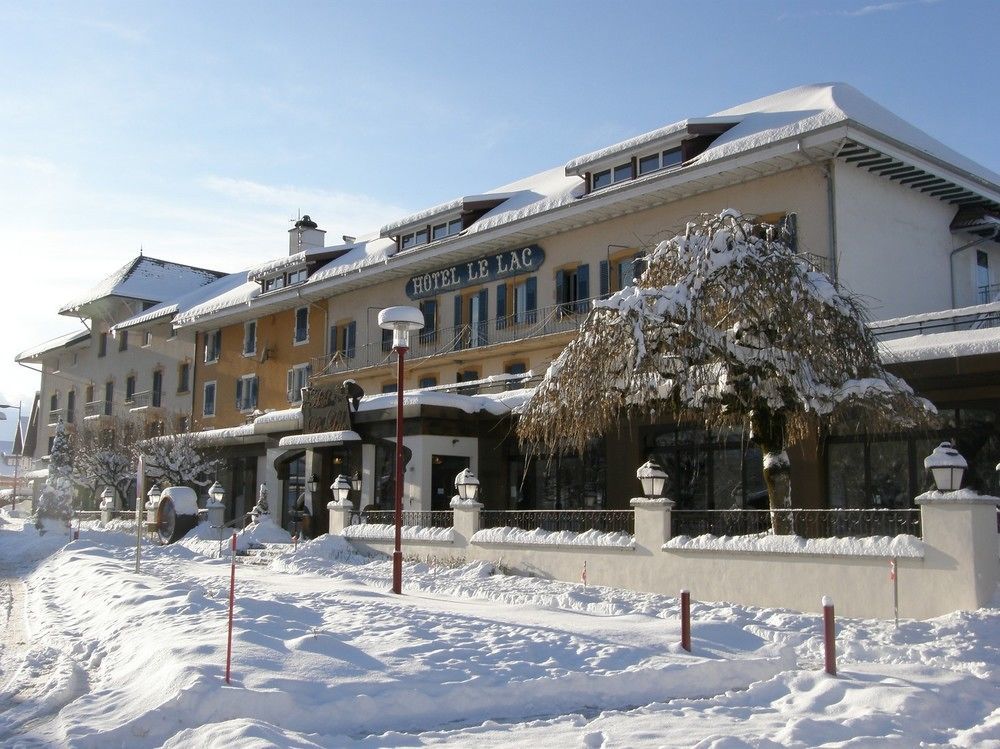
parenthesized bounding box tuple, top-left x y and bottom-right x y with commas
(480, 509, 635, 535)
(128, 390, 163, 409)
(84, 400, 111, 418)
(979, 283, 1000, 305)
(671, 508, 922, 539)
(47, 408, 63, 426)
(311, 297, 597, 378)
(360, 510, 455, 528)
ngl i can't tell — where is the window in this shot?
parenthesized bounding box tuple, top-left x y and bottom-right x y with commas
(286, 364, 311, 403)
(177, 362, 190, 393)
(496, 277, 537, 329)
(204, 329, 221, 363)
(167, 326, 177, 339)
(142, 331, 152, 347)
(455, 289, 488, 349)
(67, 390, 75, 423)
(152, 370, 163, 408)
(431, 218, 463, 241)
(104, 381, 114, 416)
(50, 392, 58, 413)
(264, 275, 286, 292)
(419, 299, 437, 343)
(637, 146, 683, 176)
(243, 320, 257, 356)
(556, 264, 591, 313)
(456, 369, 480, 395)
(381, 382, 397, 393)
(600, 251, 646, 297)
(203, 382, 216, 417)
(504, 361, 528, 390)
(118, 331, 128, 352)
(381, 327, 393, 352)
(85, 384, 94, 406)
(236, 374, 259, 412)
(287, 268, 308, 286)
(125, 375, 136, 403)
(592, 160, 633, 191)
(418, 375, 438, 389)
(977, 250, 990, 297)
(294, 307, 309, 344)
(329, 320, 357, 359)
(98, 333, 107, 358)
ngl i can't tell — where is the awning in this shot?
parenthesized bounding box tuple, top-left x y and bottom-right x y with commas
(277, 430, 361, 449)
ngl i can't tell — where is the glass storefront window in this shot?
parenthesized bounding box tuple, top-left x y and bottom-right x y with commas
(827, 442, 865, 508)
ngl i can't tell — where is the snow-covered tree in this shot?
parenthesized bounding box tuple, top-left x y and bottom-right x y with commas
(72, 417, 143, 510)
(253, 483, 269, 518)
(36, 419, 74, 531)
(142, 432, 220, 488)
(518, 210, 935, 532)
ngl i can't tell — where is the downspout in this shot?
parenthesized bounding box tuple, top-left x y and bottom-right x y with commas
(948, 225, 1000, 309)
(797, 141, 838, 281)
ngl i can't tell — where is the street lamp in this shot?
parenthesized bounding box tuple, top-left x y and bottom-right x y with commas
(307, 474, 319, 494)
(330, 474, 352, 504)
(925, 442, 967, 493)
(0, 402, 23, 512)
(455, 468, 481, 502)
(378, 305, 424, 595)
(637, 460, 668, 498)
(350, 472, 362, 494)
(145, 484, 162, 534)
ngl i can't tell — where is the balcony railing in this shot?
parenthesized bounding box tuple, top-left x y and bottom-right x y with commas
(128, 390, 163, 410)
(671, 508, 921, 539)
(312, 297, 598, 378)
(47, 408, 63, 426)
(84, 400, 112, 418)
(979, 283, 1000, 305)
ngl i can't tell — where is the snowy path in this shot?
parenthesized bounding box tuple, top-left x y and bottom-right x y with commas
(0, 516, 998, 747)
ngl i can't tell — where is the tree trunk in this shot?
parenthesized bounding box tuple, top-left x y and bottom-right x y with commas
(751, 407, 794, 535)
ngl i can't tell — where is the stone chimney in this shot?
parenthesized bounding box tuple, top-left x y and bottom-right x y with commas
(289, 215, 326, 255)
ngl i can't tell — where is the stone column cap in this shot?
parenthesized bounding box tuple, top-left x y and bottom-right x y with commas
(630, 496, 675, 508)
(326, 499, 354, 510)
(450, 496, 483, 509)
(915, 489, 1000, 506)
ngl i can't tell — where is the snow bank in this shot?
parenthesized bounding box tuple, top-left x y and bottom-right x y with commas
(472, 526, 635, 549)
(664, 532, 924, 558)
(343, 523, 455, 543)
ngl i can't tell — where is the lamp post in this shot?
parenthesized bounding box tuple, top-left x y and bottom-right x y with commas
(0, 402, 23, 512)
(925, 442, 967, 492)
(636, 459, 668, 498)
(455, 468, 481, 503)
(378, 305, 424, 595)
(330, 474, 352, 504)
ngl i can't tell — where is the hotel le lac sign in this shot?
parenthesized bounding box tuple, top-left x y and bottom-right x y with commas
(405, 245, 544, 300)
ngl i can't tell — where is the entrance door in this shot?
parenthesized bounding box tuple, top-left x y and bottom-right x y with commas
(431, 455, 470, 511)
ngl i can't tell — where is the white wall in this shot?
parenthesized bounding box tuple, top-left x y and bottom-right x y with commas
(834, 162, 957, 319)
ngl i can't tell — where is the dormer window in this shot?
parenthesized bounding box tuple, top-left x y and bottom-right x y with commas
(638, 147, 683, 176)
(432, 219, 463, 241)
(261, 265, 308, 293)
(263, 275, 286, 293)
(593, 161, 634, 191)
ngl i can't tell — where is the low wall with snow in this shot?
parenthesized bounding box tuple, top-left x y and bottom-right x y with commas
(333, 495, 1000, 620)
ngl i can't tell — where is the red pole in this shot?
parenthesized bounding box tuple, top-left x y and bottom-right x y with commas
(823, 596, 836, 677)
(680, 589, 691, 652)
(225, 532, 236, 684)
(392, 345, 407, 595)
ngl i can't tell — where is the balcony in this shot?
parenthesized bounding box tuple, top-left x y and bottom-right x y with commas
(312, 297, 595, 378)
(979, 283, 1000, 305)
(128, 390, 163, 412)
(47, 408, 63, 426)
(84, 400, 112, 419)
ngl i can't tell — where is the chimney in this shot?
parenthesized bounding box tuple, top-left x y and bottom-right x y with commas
(289, 215, 326, 255)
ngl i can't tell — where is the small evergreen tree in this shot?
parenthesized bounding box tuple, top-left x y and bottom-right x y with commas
(252, 484, 270, 521)
(36, 420, 74, 531)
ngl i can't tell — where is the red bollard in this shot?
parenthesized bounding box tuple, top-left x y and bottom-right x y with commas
(680, 589, 691, 652)
(823, 596, 836, 676)
(292, 534, 298, 550)
(225, 532, 236, 684)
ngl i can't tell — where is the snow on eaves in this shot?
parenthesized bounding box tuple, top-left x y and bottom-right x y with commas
(58, 255, 227, 315)
(16, 329, 90, 362)
(246, 251, 308, 282)
(359, 388, 531, 417)
(307, 234, 397, 283)
(116, 271, 253, 331)
(881, 327, 1000, 364)
(380, 197, 466, 236)
(173, 276, 260, 327)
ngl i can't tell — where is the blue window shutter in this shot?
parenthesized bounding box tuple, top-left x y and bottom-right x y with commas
(346, 321, 356, 358)
(555, 269, 566, 306)
(576, 264, 590, 312)
(478, 288, 489, 344)
(235, 378, 243, 409)
(250, 377, 259, 409)
(329, 325, 338, 355)
(599, 260, 610, 298)
(525, 276, 537, 323)
(496, 283, 507, 329)
(454, 295, 464, 350)
(634, 254, 647, 279)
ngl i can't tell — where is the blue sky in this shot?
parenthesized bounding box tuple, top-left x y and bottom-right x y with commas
(1, 0, 997, 439)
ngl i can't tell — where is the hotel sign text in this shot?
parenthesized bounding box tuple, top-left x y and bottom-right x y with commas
(405, 245, 544, 300)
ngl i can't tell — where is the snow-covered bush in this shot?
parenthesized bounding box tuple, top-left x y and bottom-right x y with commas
(142, 432, 221, 488)
(36, 420, 74, 533)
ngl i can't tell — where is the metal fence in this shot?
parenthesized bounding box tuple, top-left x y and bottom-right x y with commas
(359, 510, 455, 528)
(480, 509, 635, 535)
(671, 508, 922, 539)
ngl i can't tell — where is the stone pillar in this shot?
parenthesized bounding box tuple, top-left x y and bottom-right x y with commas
(327, 499, 354, 535)
(206, 497, 225, 529)
(915, 490, 1000, 613)
(449, 496, 481, 547)
(100, 494, 114, 525)
(630, 497, 674, 552)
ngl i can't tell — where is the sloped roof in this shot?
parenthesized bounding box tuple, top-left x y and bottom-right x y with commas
(15, 329, 90, 362)
(58, 255, 228, 316)
(115, 271, 255, 332)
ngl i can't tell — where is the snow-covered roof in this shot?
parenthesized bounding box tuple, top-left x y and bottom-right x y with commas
(58, 256, 227, 317)
(277, 430, 361, 449)
(881, 327, 1000, 364)
(16, 329, 90, 362)
(171, 274, 260, 328)
(114, 271, 253, 332)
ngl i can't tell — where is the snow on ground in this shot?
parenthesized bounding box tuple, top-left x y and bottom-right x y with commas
(0, 505, 997, 748)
